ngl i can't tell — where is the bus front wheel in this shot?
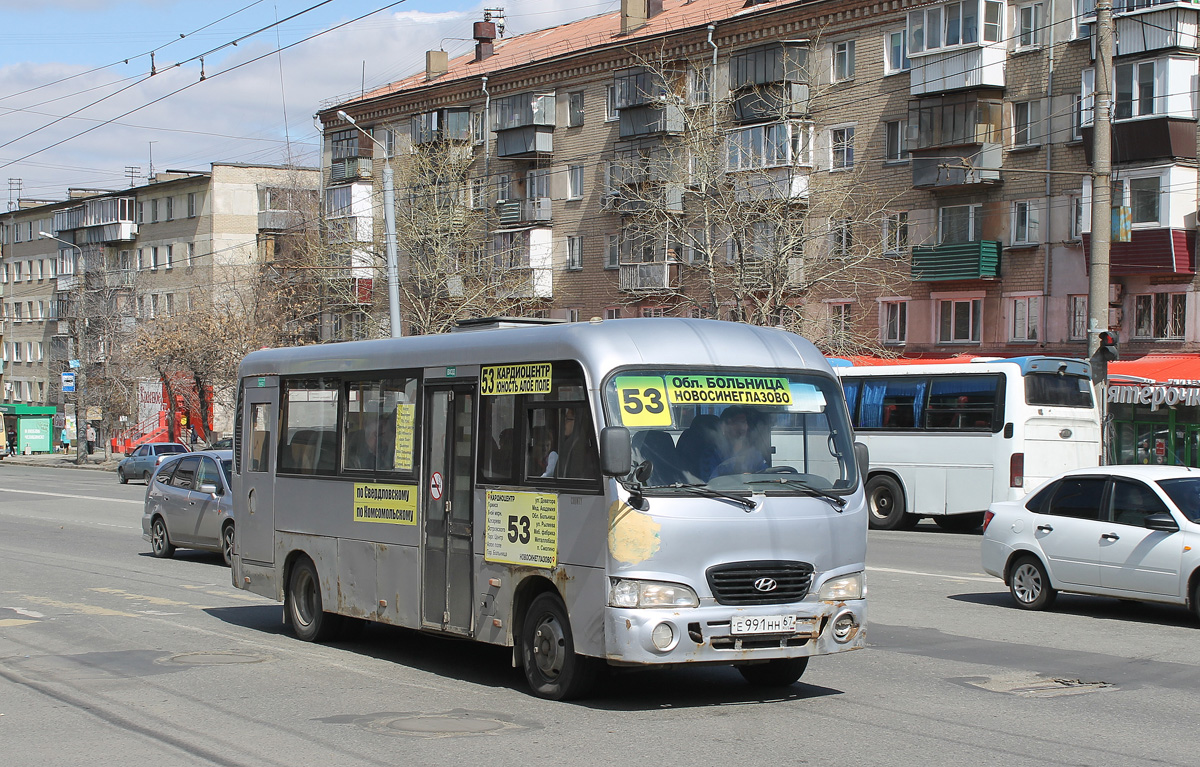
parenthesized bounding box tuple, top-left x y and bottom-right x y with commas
(520, 592, 599, 700)
(866, 475, 914, 530)
(737, 657, 809, 688)
(286, 557, 341, 642)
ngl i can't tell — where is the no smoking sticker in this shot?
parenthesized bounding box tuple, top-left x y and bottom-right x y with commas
(429, 471, 444, 501)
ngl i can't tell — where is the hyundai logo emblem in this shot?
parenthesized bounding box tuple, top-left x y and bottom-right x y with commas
(753, 577, 778, 592)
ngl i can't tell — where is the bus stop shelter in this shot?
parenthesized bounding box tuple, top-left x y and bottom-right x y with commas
(1, 404, 56, 455)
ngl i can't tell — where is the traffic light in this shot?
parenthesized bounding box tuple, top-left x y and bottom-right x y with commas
(1097, 330, 1119, 362)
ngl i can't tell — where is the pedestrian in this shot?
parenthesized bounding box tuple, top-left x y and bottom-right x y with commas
(5, 427, 15, 456)
(60, 426, 70, 453)
(86, 424, 96, 455)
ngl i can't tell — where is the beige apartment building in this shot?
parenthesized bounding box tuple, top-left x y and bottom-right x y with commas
(320, 0, 1200, 366)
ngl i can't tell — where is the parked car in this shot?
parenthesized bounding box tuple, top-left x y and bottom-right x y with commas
(117, 442, 190, 484)
(206, 436, 233, 451)
(141, 449, 235, 566)
(982, 465, 1200, 617)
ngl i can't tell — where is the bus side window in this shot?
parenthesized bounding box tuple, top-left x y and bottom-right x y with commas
(479, 394, 517, 483)
(249, 403, 270, 473)
(860, 378, 925, 429)
(279, 379, 339, 475)
(926, 375, 999, 431)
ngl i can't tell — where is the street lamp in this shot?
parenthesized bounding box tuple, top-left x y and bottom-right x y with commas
(336, 110, 402, 338)
(39, 231, 88, 465)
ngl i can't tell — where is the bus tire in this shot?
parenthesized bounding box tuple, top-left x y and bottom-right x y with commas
(933, 513, 985, 533)
(737, 657, 809, 688)
(286, 557, 341, 642)
(1009, 555, 1056, 611)
(520, 592, 599, 700)
(866, 475, 911, 530)
(150, 517, 175, 558)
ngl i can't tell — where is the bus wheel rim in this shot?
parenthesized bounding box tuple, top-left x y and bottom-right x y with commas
(295, 570, 318, 625)
(531, 614, 566, 679)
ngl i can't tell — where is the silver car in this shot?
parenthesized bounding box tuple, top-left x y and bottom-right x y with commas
(118, 441, 191, 484)
(142, 449, 235, 566)
(982, 465, 1200, 618)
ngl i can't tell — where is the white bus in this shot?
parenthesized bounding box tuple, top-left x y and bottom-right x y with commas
(835, 357, 1101, 531)
(230, 317, 868, 699)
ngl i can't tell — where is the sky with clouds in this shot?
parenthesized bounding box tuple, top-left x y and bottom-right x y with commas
(0, 0, 617, 201)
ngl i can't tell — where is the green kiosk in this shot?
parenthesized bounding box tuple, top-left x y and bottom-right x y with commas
(1, 404, 56, 454)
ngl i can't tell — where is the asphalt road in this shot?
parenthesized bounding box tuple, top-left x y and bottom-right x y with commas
(2, 463, 1198, 766)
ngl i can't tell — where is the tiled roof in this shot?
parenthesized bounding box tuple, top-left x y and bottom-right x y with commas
(331, 0, 806, 110)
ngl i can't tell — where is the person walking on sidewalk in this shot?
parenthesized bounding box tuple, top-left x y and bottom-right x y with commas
(86, 424, 96, 455)
(60, 427, 70, 453)
(6, 427, 16, 456)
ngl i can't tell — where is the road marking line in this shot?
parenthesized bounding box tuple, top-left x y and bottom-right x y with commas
(867, 565, 996, 583)
(0, 487, 141, 505)
(0, 618, 38, 627)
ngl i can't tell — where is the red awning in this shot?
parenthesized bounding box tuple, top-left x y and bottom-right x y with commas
(1108, 355, 1200, 384)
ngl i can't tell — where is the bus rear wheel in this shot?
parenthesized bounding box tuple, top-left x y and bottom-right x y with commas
(866, 475, 914, 530)
(520, 592, 599, 700)
(287, 557, 341, 642)
(933, 513, 985, 533)
(737, 657, 809, 688)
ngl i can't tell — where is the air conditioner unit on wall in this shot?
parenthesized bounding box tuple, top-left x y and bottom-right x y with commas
(1109, 307, 1123, 327)
(1109, 282, 1123, 305)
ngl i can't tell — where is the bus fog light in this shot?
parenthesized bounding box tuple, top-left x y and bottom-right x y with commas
(831, 611, 858, 643)
(818, 572, 864, 601)
(651, 622, 675, 650)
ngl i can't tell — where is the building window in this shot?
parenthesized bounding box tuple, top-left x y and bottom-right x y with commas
(831, 126, 855, 170)
(1069, 295, 1088, 340)
(641, 307, 667, 318)
(186, 192, 196, 218)
(1069, 194, 1084, 240)
(939, 204, 982, 243)
(165, 196, 174, 221)
(1075, 0, 1095, 39)
(1128, 176, 1161, 225)
(527, 169, 550, 200)
(605, 307, 621, 319)
(187, 242, 196, 266)
(567, 165, 584, 199)
(471, 110, 485, 144)
(884, 120, 909, 162)
(567, 236, 583, 270)
(1115, 60, 1157, 120)
(606, 234, 620, 269)
(568, 91, 585, 127)
(565, 308, 581, 322)
(830, 219, 853, 257)
(726, 120, 812, 171)
(1011, 295, 1040, 341)
(1017, 3, 1045, 47)
(496, 174, 512, 202)
(164, 244, 174, 269)
(1013, 100, 1041, 146)
(883, 300, 908, 344)
(938, 298, 983, 343)
(1133, 292, 1185, 340)
(470, 178, 486, 210)
(907, 1, 1004, 54)
(882, 212, 909, 256)
(830, 303, 852, 340)
(605, 84, 618, 121)
(885, 29, 910, 74)
(688, 64, 712, 105)
(1012, 200, 1040, 246)
(151, 246, 160, 270)
(165, 293, 175, 316)
(833, 40, 856, 81)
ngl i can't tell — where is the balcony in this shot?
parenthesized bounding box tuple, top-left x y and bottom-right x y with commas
(911, 144, 1002, 190)
(605, 185, 683, 215)
(732, 83, 809, 124)
(1081, 118, 1197, 165)
(329, 157, 371, 183)
(619, 261, 681, 292)
(496, 126, 553, 158)
(911, 240, 1002, 281)
(496, 198, 552, 225)
(618, 105, 684, 139)
(909, 45, 1005, 96)
(732, 168, 809, 203)
(412, 108, 470, 145)
(494, 92, 554, 159)
(1082, 229, 1195, 276)
(730, 42, 810, 92)
(259, 209, 304, 232)
(56, 274, 82, 292)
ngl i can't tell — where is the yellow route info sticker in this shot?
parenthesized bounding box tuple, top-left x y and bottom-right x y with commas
(353, 483, 418, 525)
(666, 375, 793, 406)
(484, 490, 558, 568)
(481, 363, 553, 396)
(393, 403, 416, 471)
(613, 376, 671, 427)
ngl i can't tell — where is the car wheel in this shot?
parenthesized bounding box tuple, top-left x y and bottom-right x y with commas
(150, 517, 175, 558)
(521, 592, 600, 700)
(1009, 555, 1056, 610)
(933, 513, 985, 533)
(737, 657, 810, 688)
(221, 524, 235, 568)
(286, 557, 340, 642)
(865, 475, 916, 530)
(142, 470, 151, 483)
(118, 468, 128, 484)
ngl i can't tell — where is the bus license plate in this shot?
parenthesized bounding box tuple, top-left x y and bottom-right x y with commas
(731, 615, 796, 635)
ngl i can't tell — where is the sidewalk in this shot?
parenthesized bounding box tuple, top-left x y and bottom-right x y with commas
(0, 450, 122, 472)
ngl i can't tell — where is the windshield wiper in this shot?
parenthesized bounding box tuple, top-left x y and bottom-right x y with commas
(746, 478, 847, 510)
(666, 483, 757, 511)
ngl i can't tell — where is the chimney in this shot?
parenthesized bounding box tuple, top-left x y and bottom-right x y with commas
(621, 0, 647, 35)
(426, 50, 448, 81)
(474, 21, 496, 63)
(648, 0, 664, 18)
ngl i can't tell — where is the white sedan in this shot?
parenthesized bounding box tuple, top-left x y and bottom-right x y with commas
(981, 465, 1200, 617)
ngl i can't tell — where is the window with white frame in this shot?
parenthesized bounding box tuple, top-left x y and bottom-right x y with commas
(833, 40, 856, 81)
(939, 204, 982, 243)
(605, 307, 621, 319)
(885, 29, 910, 74)
(1016, 3, 1044, 48)
(1128, 176, 1162, 225)
(605, 84, 618, 121)
(1012, 100, 1041, 146)
(150, 294, 159, 319)
(1069, 294, 1088, 340)
(938, 297, 983, 343)
(37, 260, 44, 279)
(165, 196, 174, 221)
(13, 302, 22, 322)
(496, 174, 512, 202)
(568, 92, 585, 127)
(885, 120, 909, 162)
(830, 126, 855, 170)
(36, 300, 44, 320)
(726, 121, 813, 171)
(1074, 0, 1095, 39)
(187, 192, 197, 217)
(164, 244, 173, 269)
(565, 308, 581, 322)
(830, 219, 853, 257)
(883, 300, 908, 344)
(907, 1, 1005, 54)
(686, 228, 708, 263)
(1012, 200, 1040, 246)
(1011, 295, 1040, 341)
(1069, 194, 1084, 240)
(471, 110, 485, 144)
(567, 236, 583, 270)
(1114, 59, 1157, 120)
(469, 177, 485, 210)
(12, 341, 21, 362)
(882, 212, 909, 256)
(1071, 93, 1084, 140)
(687, 63, 712, 105)
(151, 246, 160, 269)
(1133, 292, 1185, 339)
(606, 234, 620, 269)
(186, 243, 196, 266)
(166, 293, 175, 316)
(567, 165, 584, 199)
(830, 302, 852, 340)
(642, 307, 667, 318)
(14, 261, 23, 281)
(36, 342, 44, 361)
(527, 169, 550, 200)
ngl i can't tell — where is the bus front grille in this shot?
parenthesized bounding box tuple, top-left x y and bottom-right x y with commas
(706, 560, 814, 605)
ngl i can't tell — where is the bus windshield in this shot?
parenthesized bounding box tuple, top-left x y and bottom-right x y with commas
(1025, 373, 1094, 408)
(604, 370, 855, 492)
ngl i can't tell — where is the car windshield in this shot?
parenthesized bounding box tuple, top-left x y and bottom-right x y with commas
(1156, 477, 1200, 522)
(604, 369, 855, 493)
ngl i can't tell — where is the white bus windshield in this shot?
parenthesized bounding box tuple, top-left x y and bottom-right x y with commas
(604, 371, 856, 492)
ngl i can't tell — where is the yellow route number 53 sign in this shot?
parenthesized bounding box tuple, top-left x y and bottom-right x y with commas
(614, 376, 671, 427)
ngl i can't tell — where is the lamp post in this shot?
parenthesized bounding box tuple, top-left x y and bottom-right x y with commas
(336, 110, 402, 338)
(39, 231, 88, 465)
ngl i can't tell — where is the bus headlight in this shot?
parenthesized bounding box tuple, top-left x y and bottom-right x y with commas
(818, 572, 864, 601)
(609, 579, 699, 609)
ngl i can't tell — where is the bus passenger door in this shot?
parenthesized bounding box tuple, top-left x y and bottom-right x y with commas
(238, 379, 278, 566)
(421, 385, 475, 636)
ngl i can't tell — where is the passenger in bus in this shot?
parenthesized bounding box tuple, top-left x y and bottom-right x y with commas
(556, 409, 598, 479)
(345, 424, 378, 470)
(632, 429, 685, 485)
(530, 426, 557, 477)
(712, 406, 768, 476)
(676, 414, 725, 481)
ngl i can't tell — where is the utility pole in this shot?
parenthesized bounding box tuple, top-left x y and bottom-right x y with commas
(337, 110, 402, 338)
(39, 231, 88, 465)
(1088, 1, 1115, 463)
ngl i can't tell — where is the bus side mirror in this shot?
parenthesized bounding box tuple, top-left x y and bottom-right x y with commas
(599, 426, 633, 477)
(853, 442, 869, 484)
